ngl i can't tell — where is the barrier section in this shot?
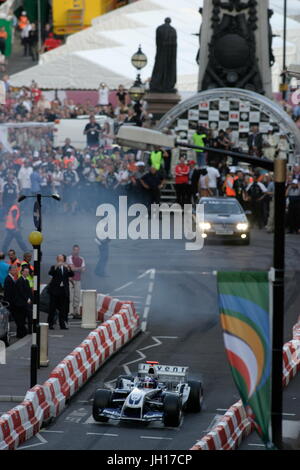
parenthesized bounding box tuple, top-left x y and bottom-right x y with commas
(96, 294, 136, 322)
(282, 340, 300, 387)
(190, 336, 300, 451)
(190, 400, 253, 451)
(0, 385, 49, 450)
(293, 318, 300, 341)
(0, 296, 140, 451)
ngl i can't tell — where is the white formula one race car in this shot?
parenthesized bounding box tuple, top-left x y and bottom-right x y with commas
(92, 361, 203, 427)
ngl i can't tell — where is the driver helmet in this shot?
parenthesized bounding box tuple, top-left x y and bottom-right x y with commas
(143, 376, 156, 389)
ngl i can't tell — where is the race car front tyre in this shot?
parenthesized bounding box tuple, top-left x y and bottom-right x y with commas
(92, 389, 112, 422)
(185, 380, 203, 412)
(163, 394, 182, 427)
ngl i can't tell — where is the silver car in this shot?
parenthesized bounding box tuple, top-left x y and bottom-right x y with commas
(0, 300, 10, 347)
(198, 197, 250, 245)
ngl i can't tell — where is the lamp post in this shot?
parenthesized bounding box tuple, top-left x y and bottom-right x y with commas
(281, 0, 288, 102)
(18, 193, 60, 384)
(37, 0, 42, 59)
(28, 230, 43, 388)
(129, 45, 147, 121)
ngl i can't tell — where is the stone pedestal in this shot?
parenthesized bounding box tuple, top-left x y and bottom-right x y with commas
(39, 323, 49, 367)
(198, 0, 273, 99)
(81, 290, 97, 329)
(144, 92, 181, 122)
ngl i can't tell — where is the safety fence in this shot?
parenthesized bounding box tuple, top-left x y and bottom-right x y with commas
(0, 300, 140, 450)
(190, 319, 300, 450)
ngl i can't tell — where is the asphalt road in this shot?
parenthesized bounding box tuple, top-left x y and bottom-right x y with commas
(1, 208, 299, 451)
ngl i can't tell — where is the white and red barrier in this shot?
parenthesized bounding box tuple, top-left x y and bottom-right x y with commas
(190, 400, 253, 451)
(96, 294, 136, 322)
(282, 340, 300, 387)
(191, 331, 300, 451)
(0, 298, 140, 450)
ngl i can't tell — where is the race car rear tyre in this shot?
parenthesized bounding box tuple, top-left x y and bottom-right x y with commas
(92, 389, 112, 422)
(163, 394, 182, 427)
(185, 380, 203, 412)
(116, 375, 134, 389)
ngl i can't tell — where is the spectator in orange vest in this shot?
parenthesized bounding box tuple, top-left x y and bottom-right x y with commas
(0, 27, 7, 55)
(7, 249, 21, 278)
(224, 167, 237, 197)
(2, 201, 28, 253)
(18, 11, 29, 31)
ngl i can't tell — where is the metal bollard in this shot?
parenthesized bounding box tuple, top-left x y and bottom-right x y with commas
(81, 290, 97, 329)
(39, 323, 49, 367)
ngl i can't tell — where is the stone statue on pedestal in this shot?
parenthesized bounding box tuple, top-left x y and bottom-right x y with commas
(150, 18, 177, 93)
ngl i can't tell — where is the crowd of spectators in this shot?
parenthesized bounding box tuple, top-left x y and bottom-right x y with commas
(0, 77, 298, 235)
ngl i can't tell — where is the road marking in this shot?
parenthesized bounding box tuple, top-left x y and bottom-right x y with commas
(83, 415, 96, 424)
(40, 430, 64, 434)
(6, 335, 31, 353)
(140, 269, 156, 332)
(138, 269, 155, 279)
(140, 270, 214, 275)
(116, 295, 143, 299)
(18, 433, 47, 450)
(140, 436, 173, 440)
(122, 336, 178, 375)
(87, 432, 118, 437)
(282, 413, 296, 416)
(143, 306, 150, 319)
(248, 443, 265, 447)
(148, 282, 154, 294)
(113, 281, 134, 293)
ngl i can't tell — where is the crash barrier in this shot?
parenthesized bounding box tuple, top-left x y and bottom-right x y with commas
(97, 294, 136, 323)
(190, 400, 253, 450)
(190, 331, 300, 450)
(282, 340, 300, 387)
(293, 317, 300, 341)
(0, 301, 140, 450)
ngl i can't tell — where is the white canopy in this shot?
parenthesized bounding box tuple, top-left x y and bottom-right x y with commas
(9, 0, 300, 91)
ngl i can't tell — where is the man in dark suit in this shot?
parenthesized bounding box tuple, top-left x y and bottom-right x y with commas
(47, 254, 74, 330)
(3, 265, 18, 332)
(14, 266, 33, 338)
(247, 125, 263, 157)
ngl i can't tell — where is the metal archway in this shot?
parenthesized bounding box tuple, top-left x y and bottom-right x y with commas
(157, 88, 300, 162)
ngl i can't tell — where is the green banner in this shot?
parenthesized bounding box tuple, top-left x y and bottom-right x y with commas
(0, 19, 12, 57)
(217, 271, 272, 447)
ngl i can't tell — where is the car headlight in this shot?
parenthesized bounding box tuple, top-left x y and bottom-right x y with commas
(199, 222, 211, 230)
(236, 223, 248, 231)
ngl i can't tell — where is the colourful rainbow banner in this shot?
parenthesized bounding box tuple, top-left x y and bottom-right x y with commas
(217, 271, 272, 446)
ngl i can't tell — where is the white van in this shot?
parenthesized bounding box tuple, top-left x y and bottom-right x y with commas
(53, 116, 114, 149)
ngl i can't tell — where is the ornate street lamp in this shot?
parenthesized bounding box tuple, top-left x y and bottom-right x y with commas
(129, 46, 147, 119)
(131, 45, 148, 70)
(128, 74, 145, 102)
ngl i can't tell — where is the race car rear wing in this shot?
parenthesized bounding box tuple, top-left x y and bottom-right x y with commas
(138, 363, 189, 383)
